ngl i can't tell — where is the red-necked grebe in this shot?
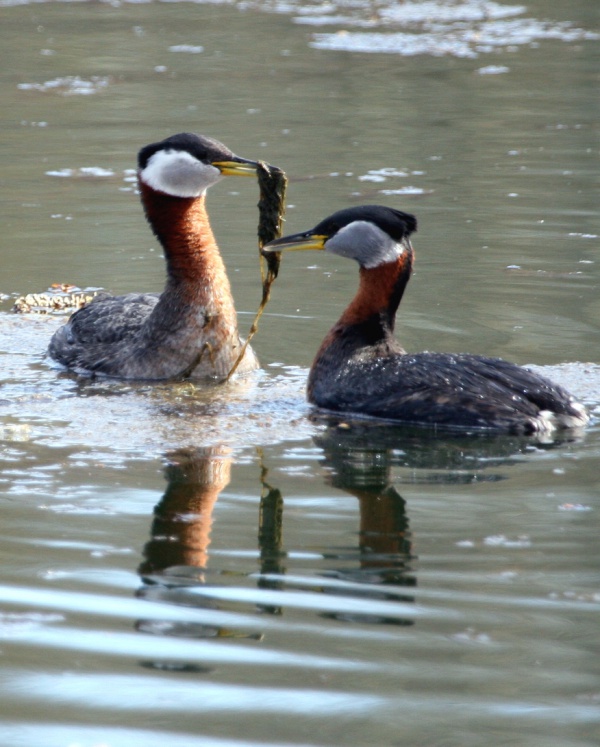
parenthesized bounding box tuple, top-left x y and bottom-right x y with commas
(263, 205, 588, 434)
(48, 133, 263, 380)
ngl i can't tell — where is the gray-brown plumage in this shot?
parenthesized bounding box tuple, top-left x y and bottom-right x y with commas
(49, 133, 262, 380)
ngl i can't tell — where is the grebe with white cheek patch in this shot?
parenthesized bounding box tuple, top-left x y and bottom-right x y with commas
(49, 133, 267, 380)
(263, 205, 588, 435)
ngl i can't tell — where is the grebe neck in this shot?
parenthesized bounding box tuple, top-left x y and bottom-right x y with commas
(307, 254, 410, 401)
(140, 182, 231, 293)
(337, 252, 412, 340)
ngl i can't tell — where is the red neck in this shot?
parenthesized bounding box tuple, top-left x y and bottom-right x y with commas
(140, 182, 230, 285)
(338, 252, 412, 332)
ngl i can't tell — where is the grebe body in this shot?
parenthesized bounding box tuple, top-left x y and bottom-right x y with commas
(263, 205, 588, 435)
(49, 133, 261, 380)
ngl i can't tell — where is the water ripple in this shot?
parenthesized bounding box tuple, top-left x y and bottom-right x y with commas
(0, 724, 317, 747)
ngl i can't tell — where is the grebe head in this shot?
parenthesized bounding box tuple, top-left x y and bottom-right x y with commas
(138, 132, 259, 198)
(263, 205, 417, 269)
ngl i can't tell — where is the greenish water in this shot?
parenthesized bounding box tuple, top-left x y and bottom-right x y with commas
(0, 1, 599, 745)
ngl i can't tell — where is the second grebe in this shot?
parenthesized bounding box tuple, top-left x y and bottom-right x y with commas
(263, 205, 588, 434)
(49, 133, 263, 380)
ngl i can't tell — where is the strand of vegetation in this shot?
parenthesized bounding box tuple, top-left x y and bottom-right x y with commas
(226, 161, 287, 381)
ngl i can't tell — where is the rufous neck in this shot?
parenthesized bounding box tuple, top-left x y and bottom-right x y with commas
(139, 182, 229, 287)
(339, 252, 412, 333)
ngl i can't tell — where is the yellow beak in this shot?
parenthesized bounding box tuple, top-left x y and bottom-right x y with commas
(212, 159, 259, 177)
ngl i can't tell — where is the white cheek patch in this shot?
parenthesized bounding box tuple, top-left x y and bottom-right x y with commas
(140, 149, 222, 198)
(326, 221, 405, 268)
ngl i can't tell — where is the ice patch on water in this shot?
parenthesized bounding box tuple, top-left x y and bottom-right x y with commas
(294, 0, 525, 27)
(484, 534, 532, 548)
(305, 1, 598, 58)
(311, 19, 598, 58)
(478, 65, 510, 74)
(45, 167, 116, 178)
(18, 76, 110, 95)
(294, 14, 377, 27)
(360, 167, 411, 181)
(169, 44, 204, 53)
(311, 31, 481, 57)
(357, 167, 432, 195)
(379, 186, 432, 195)
(4, 0, 598, 60)
(380, 1, 525, 24)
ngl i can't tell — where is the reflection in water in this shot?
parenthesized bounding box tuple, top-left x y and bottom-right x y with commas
(310, 416, 576, 624)
(312, 413, 574, 480)
(137, 443, 419, 636)
(139, 446, 232, 579)
(135, 421, 554, 642)
(314, 426, 417, 626)
(318, 431, 414, 577)
(257, 466, 286, 615)
(136, 446, 266, 648)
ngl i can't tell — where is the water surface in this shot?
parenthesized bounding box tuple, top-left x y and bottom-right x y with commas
(1, 1, 599, 745)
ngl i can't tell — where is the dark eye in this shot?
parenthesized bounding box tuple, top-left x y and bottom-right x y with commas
(192, 146, 209, 163)
(321, 222, 340, 236)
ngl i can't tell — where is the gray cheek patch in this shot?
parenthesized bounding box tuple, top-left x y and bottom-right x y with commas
(326, 221, 405, 268)
(164, 158, 202, 195)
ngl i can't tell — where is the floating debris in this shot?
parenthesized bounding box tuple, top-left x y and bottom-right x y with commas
(13, 285, 100, 315)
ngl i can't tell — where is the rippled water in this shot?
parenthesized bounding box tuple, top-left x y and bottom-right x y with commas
(1, 0, 599, 745)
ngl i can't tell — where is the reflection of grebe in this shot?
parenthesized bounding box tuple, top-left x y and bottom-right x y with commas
(264, 206, 588, 435)
(139, 446, 231, 579)
(137, 447, 265, 645)
(49, 133, 262, 381)
(315, 427, 414, 587)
